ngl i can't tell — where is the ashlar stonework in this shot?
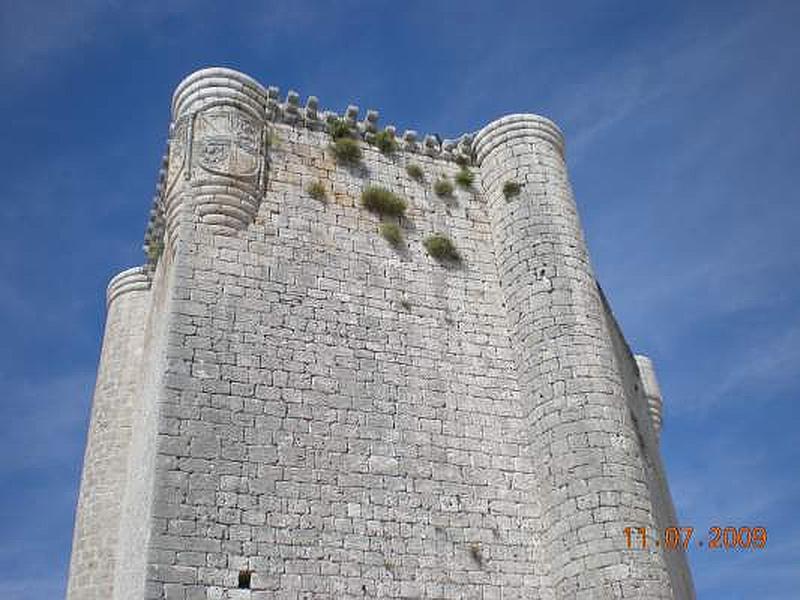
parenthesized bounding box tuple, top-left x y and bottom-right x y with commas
(67, 67, 694, 600)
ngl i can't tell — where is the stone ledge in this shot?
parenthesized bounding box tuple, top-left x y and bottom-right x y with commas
(172, 67, 268, 119)
(106, 266, 151, 308)
(473, 113, 565, 165)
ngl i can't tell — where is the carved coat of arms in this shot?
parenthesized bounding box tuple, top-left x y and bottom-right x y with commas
(193, 110, 262, 178)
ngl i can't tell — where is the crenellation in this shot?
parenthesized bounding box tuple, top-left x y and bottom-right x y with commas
(69, 67, 693, 600)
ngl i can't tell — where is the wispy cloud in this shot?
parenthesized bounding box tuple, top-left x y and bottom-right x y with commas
(698, 325, 800, 411)
(559, 10, 772, 159)
(669, 434, 800, 598)
(0, 0, 108, 77)
(0, 0, 210, 88)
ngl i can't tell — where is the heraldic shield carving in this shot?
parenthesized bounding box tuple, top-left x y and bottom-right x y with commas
(193, 110, 262, 178)
(165, 108, 265, 190)
(163, 105, 268, 239)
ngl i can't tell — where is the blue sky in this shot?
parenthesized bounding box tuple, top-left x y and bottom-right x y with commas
(0, 1, 798, 598)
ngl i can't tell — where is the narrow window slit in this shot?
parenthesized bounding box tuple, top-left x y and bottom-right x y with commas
(238, 569, 252, 589)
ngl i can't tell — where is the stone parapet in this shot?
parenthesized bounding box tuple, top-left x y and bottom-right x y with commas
(143, 68, 479, 261)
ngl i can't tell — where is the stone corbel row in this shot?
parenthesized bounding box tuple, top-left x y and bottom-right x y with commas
(142, 145, 169, 270)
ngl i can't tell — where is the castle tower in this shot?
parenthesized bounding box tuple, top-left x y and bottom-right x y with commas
(67, 268, 151, 599)
(474, 115, 683, 597)
(68, 68, 694, 599)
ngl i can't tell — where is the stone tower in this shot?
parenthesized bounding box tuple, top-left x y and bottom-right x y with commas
(67, 68, 694, 599)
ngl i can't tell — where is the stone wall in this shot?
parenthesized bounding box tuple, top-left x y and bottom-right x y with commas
(146, 100, 549, 598)
(599, 289, 694, 600)
(67, 67, 694, 599)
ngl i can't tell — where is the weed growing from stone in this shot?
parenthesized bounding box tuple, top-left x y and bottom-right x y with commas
(406, 163, 424, 182)
(307, 181, 327, 201)
(379, 222, 404, 246)
(373, 130, 398, 155)
(503, 181, 522, 200)
(360, 186, 407, 217)
(468, 543, 485, 568)
(424, 234, 460, 261)
(147, 239, 164, 263)
(455, 168, 474, 189)
(331, 138, 362, 165)
(328, 118, 352, 140)
(434, 178, 454, 198)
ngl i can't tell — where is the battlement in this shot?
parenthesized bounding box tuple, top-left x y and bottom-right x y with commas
(170, 67, 477, 160)
(143, 68, 564, 270)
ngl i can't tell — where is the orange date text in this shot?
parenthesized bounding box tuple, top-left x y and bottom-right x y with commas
(623, 526, 767, 550)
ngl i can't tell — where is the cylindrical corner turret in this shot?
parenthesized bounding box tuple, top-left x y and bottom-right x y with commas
(635, 354, 664, 440)
(163, 67, 269, 246)
(67, 267, 152, 600)
(476, 114, 673, 597)
(474, 113, 565, 165)
(106, 266, 151, 307)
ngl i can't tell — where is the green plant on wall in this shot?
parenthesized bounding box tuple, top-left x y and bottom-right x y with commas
(406, 163, 424, 182)
(503, 181, 522, 200)
(147, 238, 164, 263)
(330, 137, 362, 165)
(423, 234, 460, 262)
(373, 130, 398, 155)
(468, 543, 485, 568)
(361, 186, 407, 217)
(379, 222, 404, 246)
(307, 181, 327, 201)
(328, 118, 352, 140)
(434, 178, 454, 198)
(266, 128, 281, 149)
(455, 168, 474, 189)
(454, 154, 470, 168)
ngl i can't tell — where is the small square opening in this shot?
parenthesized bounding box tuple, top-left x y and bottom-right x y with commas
(238, 569, 252, 589)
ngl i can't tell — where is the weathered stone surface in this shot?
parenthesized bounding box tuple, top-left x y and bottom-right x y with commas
(67, 68, 694, 600)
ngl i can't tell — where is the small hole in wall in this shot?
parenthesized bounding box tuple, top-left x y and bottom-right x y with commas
(238, 570, 252, 589)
